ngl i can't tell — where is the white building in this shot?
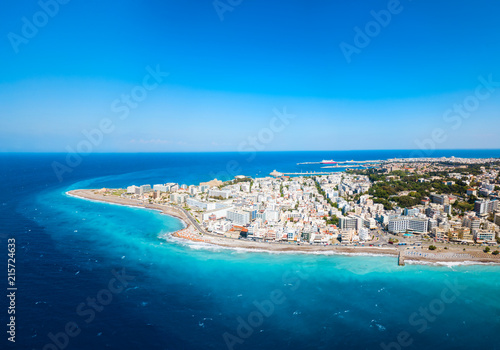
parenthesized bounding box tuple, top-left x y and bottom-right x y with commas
(202, 207, 233, 221)
(340, 229, 355, 242)
(153, 184, 168, 192)
(474, 230, 495, 243)
(264, 209, 279, 222)
(126, 185, 140, 194)
(227, 209, 251, 226)
(359, 227, 370, 241)
(388, 217, 428, 234)
(388, 217, 408, 234)
(186, 198, 216, 210)
(339, 216, 357, 230)
(170, 193, 188, 204)
(209, 189, 232, 199)
(363, 217, 377, 230)
(140, 184, 151, 193)
(189, 185, 198, 195)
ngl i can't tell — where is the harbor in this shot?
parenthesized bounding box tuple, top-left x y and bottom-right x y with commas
(279, 171, 339, 176)
(297, 160, 382, 165)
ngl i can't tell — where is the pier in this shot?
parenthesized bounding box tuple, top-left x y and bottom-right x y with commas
(297, 160, 382, 165)
(398, 251, 405, 266)
(321, 164, 375, 169)
(280, 171, 339, 176)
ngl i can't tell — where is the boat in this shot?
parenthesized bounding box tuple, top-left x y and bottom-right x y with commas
(320, 160, 337, 164)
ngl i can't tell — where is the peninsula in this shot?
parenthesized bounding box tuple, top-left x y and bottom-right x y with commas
(68, 157, 500, 265)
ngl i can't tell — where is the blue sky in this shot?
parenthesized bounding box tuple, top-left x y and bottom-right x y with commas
(1, 0, 500, 152)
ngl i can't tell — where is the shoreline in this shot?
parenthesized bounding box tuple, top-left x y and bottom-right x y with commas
(67, 189, 190, 226)
(67, 189, 500, 266)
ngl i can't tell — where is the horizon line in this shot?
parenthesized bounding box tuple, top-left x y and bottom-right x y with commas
(1, 148, 500, 154)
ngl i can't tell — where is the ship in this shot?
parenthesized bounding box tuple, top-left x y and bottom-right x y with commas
(320, 160, 337, 164)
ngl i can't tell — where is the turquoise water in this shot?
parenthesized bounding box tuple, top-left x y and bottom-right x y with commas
(2, 151, 500, 349)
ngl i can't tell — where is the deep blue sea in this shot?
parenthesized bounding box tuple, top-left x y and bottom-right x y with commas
(1, 150, 500, 350)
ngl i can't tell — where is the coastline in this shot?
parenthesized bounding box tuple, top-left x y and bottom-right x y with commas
(67, 189, 190, 226)
(67, 189, 500, 266)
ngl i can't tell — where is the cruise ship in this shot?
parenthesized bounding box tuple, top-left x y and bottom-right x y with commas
(320, 160, 337, 164)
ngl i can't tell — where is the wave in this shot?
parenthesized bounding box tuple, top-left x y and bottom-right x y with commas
(404, 259, 500, 267)
(163, 233, 500, 268)
(160, 233, 396, 257)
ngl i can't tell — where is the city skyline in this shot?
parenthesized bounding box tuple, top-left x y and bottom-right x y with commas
(2, 0, 500, 152)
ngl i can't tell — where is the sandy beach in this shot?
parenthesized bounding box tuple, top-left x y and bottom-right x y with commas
(67, 189, 500, 265)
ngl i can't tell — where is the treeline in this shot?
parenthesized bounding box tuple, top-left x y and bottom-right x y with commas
(224, 177, 252, 187)
(323, 216, 339, 225)
(349, 163, 498, 210)
(437, 162, 500, 175)
(453, 200, 474, 212)
(369, 175, 471, 209)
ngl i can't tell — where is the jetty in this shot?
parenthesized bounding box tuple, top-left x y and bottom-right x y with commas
(321, 164, 374, 169)
(398, 251, 405, 266)
(280, 171, 338, 176)
(297, 160, 382, 165)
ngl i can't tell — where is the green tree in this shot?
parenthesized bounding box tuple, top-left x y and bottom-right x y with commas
(323, 215, 339, 226)
(468, 195, 478, 204)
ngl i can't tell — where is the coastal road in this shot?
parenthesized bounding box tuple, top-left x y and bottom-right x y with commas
(176, 206, 207, 234)
(142, 201, 207, 235)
